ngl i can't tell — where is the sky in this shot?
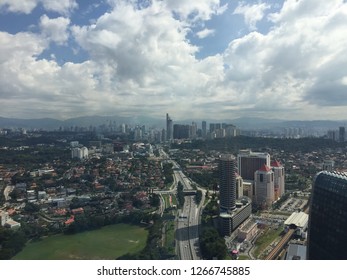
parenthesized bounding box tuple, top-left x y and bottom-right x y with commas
(0, 0, 347, 121)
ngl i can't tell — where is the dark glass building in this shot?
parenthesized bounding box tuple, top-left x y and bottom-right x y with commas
(173, 124, 190, 139)
(307, 171, 347, 259)
(166, 113, 173, 141)
(339, 126, 345, 143)
(218, 154, 251, 236)
(219, 154, 236, 212)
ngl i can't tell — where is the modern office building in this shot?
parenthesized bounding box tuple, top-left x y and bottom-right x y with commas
(218, 154, 251, 236)
(307, 171, 347, 260)
(173, 124, 190, 139)
(219, 199, 252, 237)
(190, 122, 197, 139)
(271, 160, 285, 200)
(166, 113, 173, 141)
(237, 150, 270, 181)
(219, 154, 237, 212)
(202, 121, 207, 138)
(254, 164, 274, 208)
(236, 174, 244, 199)
(339, 126, 345, 142)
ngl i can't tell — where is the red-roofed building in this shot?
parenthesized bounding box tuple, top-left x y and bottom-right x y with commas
(271, 160, 282, 168)
(259, 164, 272, 172)
(254, 164, 274, 208)
(65, 215, 75, 225)
(71, 207, 84, 215)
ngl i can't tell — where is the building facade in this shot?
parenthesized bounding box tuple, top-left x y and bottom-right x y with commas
(339, 126, 345, 142)
(71, 146, 88, 160)
(202, 121, 207, 138)
(218, 154, 251, 236)
(219, 154, 237, 212)
(254, 164, 275, 208)
(271, 160, 285, 200)
(307, 171, 347, 260)
(166, 113, 173, 141)
(237, 150, 270, 181)
(173, 124, 190, 139)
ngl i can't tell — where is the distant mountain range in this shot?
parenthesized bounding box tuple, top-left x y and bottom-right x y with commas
(0, 115, 346, 131)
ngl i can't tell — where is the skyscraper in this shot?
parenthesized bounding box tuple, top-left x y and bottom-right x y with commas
(173, 124, 190, 139)
(166, 113, 173, 141)
(202, 121, 207, 138)
(237, 150, 270, 181)
(218, 154, 251, 236)
(271, 160, 285, 200)
(190, 122, 197, 139)
(339, 126, 345, 142)
(307, 171, 347, 259)
(254, 164, 274, 208)
(219, 154, 237, 212)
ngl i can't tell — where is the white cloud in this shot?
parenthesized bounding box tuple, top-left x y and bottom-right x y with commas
(71, 1, 199, 84)
(233, 1, 271, 30)
(2, 0, 347, 121)
(0, 0, 77, 15)
(223, 0, 347, 119)
(196, 28, 215, 39)
(166, 0, 227, 21)
(41, 0, 78, 15)
(39, 15, 71, 45)
(0, 0, 37, 14)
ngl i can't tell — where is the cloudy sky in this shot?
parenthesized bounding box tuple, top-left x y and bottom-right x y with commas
(0, 0, 347, 121)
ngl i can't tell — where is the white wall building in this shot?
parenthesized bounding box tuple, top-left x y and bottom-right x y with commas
(0, 210, 10, 226)
(254, 164, 275, 208)
(70, 141, 79, 147)
(71, 147, 89, 160)
(271, 160, 285, 200)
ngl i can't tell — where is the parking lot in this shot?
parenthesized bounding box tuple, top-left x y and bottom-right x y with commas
(279, 197, 308, 213)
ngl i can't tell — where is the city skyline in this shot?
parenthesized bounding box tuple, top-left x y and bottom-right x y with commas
(1, 0, 347, 121)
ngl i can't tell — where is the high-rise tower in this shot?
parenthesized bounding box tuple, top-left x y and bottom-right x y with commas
(271, 160, 285, 200)
(254, 164, 274, 208)
(166, 113, 173, 141)
(218, 154, 251, 236)
(339, 126, 345, 142)
(237, 150, 270, 181)
(219, 154, 237, 212)
(307, 171, 347, 259)
(202, 121, 207, 138)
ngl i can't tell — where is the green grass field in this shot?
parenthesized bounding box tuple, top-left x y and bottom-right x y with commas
(253, 226, 284, 258)
(13, 223, 148, 260)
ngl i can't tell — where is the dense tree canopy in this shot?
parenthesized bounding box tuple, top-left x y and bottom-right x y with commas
(199, 227, 227, 260)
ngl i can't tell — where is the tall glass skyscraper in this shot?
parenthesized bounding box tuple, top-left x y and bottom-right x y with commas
(307, 171, 347, 259)
(166, 113, 173, 141)
(218, 154, 251, 236)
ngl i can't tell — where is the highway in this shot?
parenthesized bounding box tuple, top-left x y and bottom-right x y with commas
(175, 169, 200, 260)
(158, 148, 204, 260)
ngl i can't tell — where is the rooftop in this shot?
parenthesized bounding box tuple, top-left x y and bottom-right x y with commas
(271, 160, 282, 167)
(258, 164, 272, 172)
(284, 212, 309, 228)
